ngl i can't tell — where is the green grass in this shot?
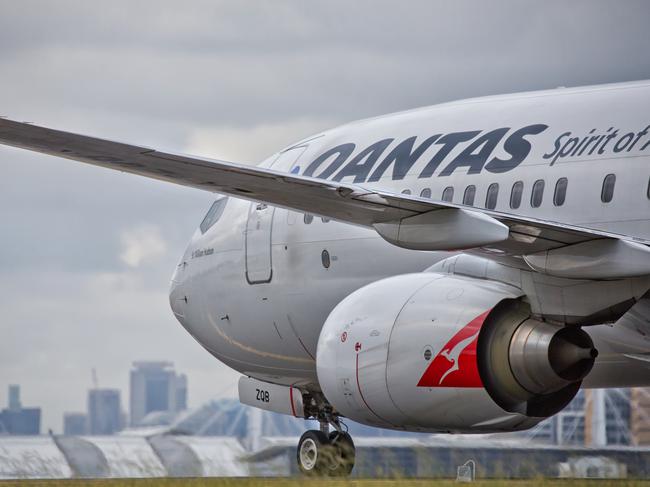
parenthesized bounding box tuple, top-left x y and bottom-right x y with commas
(1, 480, 650, 487)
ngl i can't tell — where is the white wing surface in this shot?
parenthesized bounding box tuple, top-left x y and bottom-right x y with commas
(1, 118, 649, 277)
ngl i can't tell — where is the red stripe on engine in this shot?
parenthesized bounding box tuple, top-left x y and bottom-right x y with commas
(289, 386, 297, 417)
(356, 353, 390, 424)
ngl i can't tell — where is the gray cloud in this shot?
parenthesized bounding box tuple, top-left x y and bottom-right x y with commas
(3, 1, 649, 127)
(0, 0, 649, 432)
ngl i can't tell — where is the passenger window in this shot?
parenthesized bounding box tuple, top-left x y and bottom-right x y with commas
(463, 185, 476, 206)
(553, 177, 568, 206)
(485, 183, 499, 210)
(601, 174, 616, 203)
(304, 214, 314, 224)
(199, 198, 228, 234)
(442, 186, 454, 202)
(321, 217, 330, 223)
(420, 188, 432, 198)
(510, 181, 523, 209)
(531, 179, 545, 208)
(401, 189, 412, 195)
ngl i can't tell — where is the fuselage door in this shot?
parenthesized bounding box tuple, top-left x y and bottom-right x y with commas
(245, 146, 308, 284)
(245, 203, 275, 284)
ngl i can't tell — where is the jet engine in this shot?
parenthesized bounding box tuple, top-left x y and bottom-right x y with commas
(316, 272, 597, 433)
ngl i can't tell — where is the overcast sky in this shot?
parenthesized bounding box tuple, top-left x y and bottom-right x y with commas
(1, 0, 649, 433)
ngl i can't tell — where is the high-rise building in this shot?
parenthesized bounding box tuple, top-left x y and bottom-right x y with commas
(129, 361, 188, 426)
(606, 389, 632, 445)
(8, 385, 21, 411)
(175, 374, 188, 412)
(631, 387, 650, 445)
(0, 385, 41, 435)
(63, 412, 88, 436)
(585, 388, 632, 446)
(87, 389, 121, 435)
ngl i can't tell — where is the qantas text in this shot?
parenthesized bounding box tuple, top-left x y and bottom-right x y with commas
(301, 124, 548, 183)
(298, 123, 650, 183)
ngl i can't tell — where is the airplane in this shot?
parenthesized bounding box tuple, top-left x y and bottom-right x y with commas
(1, 80, 650, 476)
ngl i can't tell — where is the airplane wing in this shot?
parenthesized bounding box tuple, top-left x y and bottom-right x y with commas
(1, 118, 649, 279)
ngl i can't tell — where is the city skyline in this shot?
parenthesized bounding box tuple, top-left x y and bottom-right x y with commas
(2, 361, 193, 435)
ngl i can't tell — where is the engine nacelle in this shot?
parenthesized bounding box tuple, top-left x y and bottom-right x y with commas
(316, 273, 596, 433)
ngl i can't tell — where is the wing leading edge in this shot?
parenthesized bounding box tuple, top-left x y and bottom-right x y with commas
(1, 118, 650, 277)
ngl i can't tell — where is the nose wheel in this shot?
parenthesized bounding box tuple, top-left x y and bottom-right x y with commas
(296, 429, 355, 476)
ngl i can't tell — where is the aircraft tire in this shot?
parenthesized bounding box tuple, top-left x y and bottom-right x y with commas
(327, 431, 355, 476)
(296, 430, 332, 476)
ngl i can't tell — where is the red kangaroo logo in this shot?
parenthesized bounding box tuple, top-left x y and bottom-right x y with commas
(417, 310, 490, 388)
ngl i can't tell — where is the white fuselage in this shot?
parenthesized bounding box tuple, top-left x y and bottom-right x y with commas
(170, 81, 650, 392)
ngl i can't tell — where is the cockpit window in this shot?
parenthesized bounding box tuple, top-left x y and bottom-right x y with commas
(199, 198, 228, 234)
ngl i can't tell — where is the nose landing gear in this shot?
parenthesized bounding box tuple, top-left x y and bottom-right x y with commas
(295, 392, 355, 476)
(296, 423, 355, 476)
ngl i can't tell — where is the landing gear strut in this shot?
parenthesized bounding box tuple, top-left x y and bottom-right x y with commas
(296, 418, 355, 476)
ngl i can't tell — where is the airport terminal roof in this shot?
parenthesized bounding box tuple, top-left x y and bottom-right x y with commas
(1, 433, 649, 479)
